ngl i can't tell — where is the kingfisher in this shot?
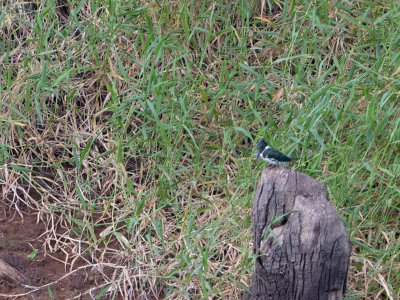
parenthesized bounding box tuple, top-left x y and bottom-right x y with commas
(256, 138, 299, 166)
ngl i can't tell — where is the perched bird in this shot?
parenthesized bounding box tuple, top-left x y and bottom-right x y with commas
(256, 138, 299, 166)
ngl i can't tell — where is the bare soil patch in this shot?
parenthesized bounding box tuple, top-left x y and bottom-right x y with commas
(0, 205, 108, 299)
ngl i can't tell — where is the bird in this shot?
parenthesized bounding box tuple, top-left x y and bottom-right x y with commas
(256, 138, 299, 166)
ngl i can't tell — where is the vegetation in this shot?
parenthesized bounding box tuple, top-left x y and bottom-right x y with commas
(0, 0, 399, 298)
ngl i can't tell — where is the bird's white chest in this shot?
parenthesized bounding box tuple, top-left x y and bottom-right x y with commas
(261, 147, 282, 165)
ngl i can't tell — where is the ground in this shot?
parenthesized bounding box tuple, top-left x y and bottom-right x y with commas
(0, 204, 111, 299)
(1, 0, 399, 299)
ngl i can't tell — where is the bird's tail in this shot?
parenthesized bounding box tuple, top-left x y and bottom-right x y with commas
(290, 157, 299, 161)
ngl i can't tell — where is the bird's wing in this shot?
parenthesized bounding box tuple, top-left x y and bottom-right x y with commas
(263, 147, 292, 162)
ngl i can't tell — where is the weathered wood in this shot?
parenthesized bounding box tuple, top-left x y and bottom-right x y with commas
(244, 167, 351, 300)
(0, 258, 26, 285)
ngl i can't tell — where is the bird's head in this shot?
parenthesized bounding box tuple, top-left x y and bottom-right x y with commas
(256, 139, 268, 160)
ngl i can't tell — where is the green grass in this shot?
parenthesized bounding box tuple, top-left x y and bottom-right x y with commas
(1, 0, 399, 299)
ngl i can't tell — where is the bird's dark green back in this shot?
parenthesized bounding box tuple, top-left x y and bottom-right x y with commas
(262, 147, 292, 161)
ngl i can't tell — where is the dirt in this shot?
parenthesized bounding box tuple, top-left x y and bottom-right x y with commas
(0, 206, 107, 300)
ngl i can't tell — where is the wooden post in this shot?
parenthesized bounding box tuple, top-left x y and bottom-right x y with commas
(244, 167, 351, 300)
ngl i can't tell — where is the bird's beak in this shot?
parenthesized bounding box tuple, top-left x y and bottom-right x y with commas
(256, 150, 261, 161)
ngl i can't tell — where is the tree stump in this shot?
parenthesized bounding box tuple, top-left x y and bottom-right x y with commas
(244, 167, 351, 300)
